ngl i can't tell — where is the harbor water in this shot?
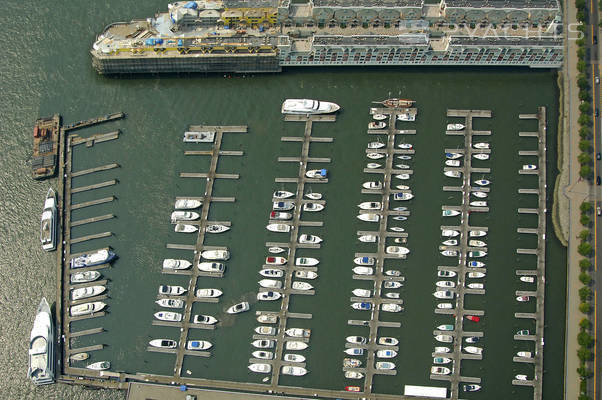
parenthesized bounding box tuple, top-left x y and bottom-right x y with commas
(1, 1, 566, 399)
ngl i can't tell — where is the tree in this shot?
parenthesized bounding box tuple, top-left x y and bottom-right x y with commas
(577, 59, 587, 72)
(579, 318, 591, 330)
(578, 75, 589, 90)
(578, 153, 592, 165)
(578, 229, 590, 240)
(579, 126, 591, 138)
(576, 0, 586, 9)
(577, 365, 593, 378)
(579, 271, 592, 284)
(578, 47, 587, 59)
(578, 331, 594, 346)
(580, 165, 592, 178)
(577, 10, 586, 22)
(579, 286, 592, 301)
(580, 201, 593, 212)
(579, 113, 592, 126)
(580, 259, 592, 270)
(580, 214, 591, 226)
(579, 101, 591, 113)
(578, 346, 594, 360)
(579, 89, 591, 101)
(578, 241, 593, 255)
(579, 140, 592, 152)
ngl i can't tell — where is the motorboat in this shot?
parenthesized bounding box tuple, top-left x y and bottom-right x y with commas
(87, 361, 110, 371)
(345, 371, 364, 379)
(259, 279, 282, 289)
(377, 349, 397, 358)
(193, 314, 218, 325)
(273, 201, 295, 211)
(28, 298, 55, 385)
(273, 190, 294, 199)
(163, 259, 192, 270)
(345, 386, 362, 392)
(435, 335, 453, 343)
(227, 301, 250, 314)
(465, 337, 480, 343)
(201, 249, 230, 260)
(468, 251, 486, 258)
(392, 216, 407, 221)
(295, 270, 318, 280)
(299, 234, 322, 244)
(390, 227, 405, 232)
(464, 346, 482, 355)
(433, 291, 454, 299)
(197, 262, 225, 273)
(357, 213, 380, 222)
(171, 211, 200, 222)
(516, 296, 530, 302)
(292, 281, 313, 291)
(284, 354, 306, 362)
(343, 358, 362, 367)
(352, 302, 372, 310)
(469, 230, 487, 237)
(379, 337, 399, 346)
(398, 143, 413, 150)
(385, 269, 402, 277)
(174, 199, 201, 209)
(366, 162, 382, 169)
(306, 169, 328, 179)
(463, 384, 482, 392)
(358, 201, 381, 210)
(469, 240, 486, 247)
(437, 324, 454, 331)
(205, 224, 230, 234)
(266, 256, 287, 265)
(398, 155, 412, 160)
(376, 98, 415, 108)
(381, 303, 403, 313)
(282, 366, 308, 376)
(40, 188, 57, 252)
(353, 267, 374, 275)
(442, 239, 458, 246)
(467, 283, 484, 289)
(367, 152, 386, 160)
(252, 339, 275, 349)
(270, 211, 292, 220)
(257, 314, 278, 324)
(436, 281, 456, 288)
(468, 261, 485, 268)
(70, 271, 101, 284)
(255, 326, 277, 336)
(445, 152, 463, 160)
(183, 131, 214, 143)
(257, 291, 282, 301)
(149, 339, 177, 349)
(354, 256, 375, 266)
(344, 348, 364, 356)
(155, 298, 184, 308)
(517, 351, 532, 358)
(516, 374, 528, 381)
(383, 281, 402, 289)
(473, 142, 490, 149)
(266, 223, 292, 233)
(441, 250, 458, 257)
(281, 99, 340, 114)
(187, 340, 212, 351)
(70, 249, 116, 269)
(248, 363, 272, 374)
(397, 113, 415, 121)
(522, 164, 537, 170)
(369, 121, 386, 129)
(433, 357, 452, 364)
(444, 170, 461, 178)
(520, 276, 536, 283)
(70, 302, 106, 317)
(395, 163, 411, 169)
(447, 123, 465, 131)
(435, 346, 450, 353)
(296, 257, 319, 266)
(474, 179, 491, 186)
(468, 271, 486, 278)
(286, 341, 308, 350)
(368, 141, 385, 149)
(437, 303, 453, 309)
(154, 311, 182, 322)
(305, 191, 322, 200)
(268, 246, 286, 254)
(394, 173, 411, 180)
(373, 113, 388, 120)
(473, 153, 489, 160)
(442, 210, 460, 217)
(69, 352, 89, 362)
(71, 285, 105, 301)
(466, 315, 480, 322)
(346, 336, 367, 344)
(393, 192, 414, 201)
(441, 229, 460, 237)
(362, 181, 383, 190)
(252, 351, 274, 360)
(470, 201, 487, 207)
(472, 191, 488, 198)
(286, 328, 311, 338)
(260, 269, 284, 278)
(358, 234, 377, 242)
(376, 361, 395, 370)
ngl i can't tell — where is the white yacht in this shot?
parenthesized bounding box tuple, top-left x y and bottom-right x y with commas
(346, 336, 367, 344)
(258, 279, 283, 289)
(149, 339, 177, 348)
(273, 201, 295, 211)
(187, 340, 212, 351)
(266, 256, 287, 265)
(373, 113, 387, 120)
(474, 179, 491, 186)
(444, 170, 461, 178)
(201, 249, 230, 260)
(447, 123, 465, 131)
(281, 366, 308, 376)
(345, 371, 364, 379)
(295, 270, 318, 279)
(40, 188, 57, 251)
(70, 271, 101, 284)
(441, 250, 458, 257)
(249, 363, 272, 373)
(284, 354, 306, 362)
(464, 346, 483, 355)
(292, 281, 313, 291)
(87, 361, 110, 371)
(470, 201, 487, 207)
(473, 153, 490, 160)
(442, 210, 460, 217)
(257, 314, 278, 324)
(438, 270, 456, 278)
(468, 271, 486, 278)
(286, 341, 308, 350)
(174, 199, 201, 209)
(362, 181, 383, 190)
(71, 285, 105, 301)
(286, 328, 311, 338)
(260, 268, 284, 278)
(383, 281, 402, 289)
(344, 348, 364, 356)
(469, 230, 487, 237)
(197, 262, 225, 273)
(257, 291, 282, 301)
(442, 239, 458, 246)
(270, 211, 292, 220)
(376, 361, 396, 370)
(435, 346, 450, 353)
(170, 211, 200, 222)
(252, 351, 274, 360)
(369, 121, 386, 129)
(352, 267, 374, 275)
(469, 239, 487, 247)
(473, 142, 490, 149)
(299, 234, 322, 244)
(393, 192, 414, 201)
(445, 160, 461, 167)
(70, 301, 106, 317)
(358, 234, 377, 243)
(445, 152, 463, 159)
(154, 311, 182, 322)
(193, 314, 218, 325)
(398, 143, 413, 149)
(354, 256, 375, 266)
(381, 303, 403, 312)
(431, 366, 451, 375)
(352, 288, 371, 298)
(155, 298, 184, 308)
(395, 173, 411, 180)
(368, 141, 385, 149)
(358, 201, 381, 210)
(268, 246, 286, 254)
(517, 351, 532, 358)
(436, 281, 456, 288)
(467, 283, 484, 289)
(435, 335, 453, 343)
(516, 374, 528, 381)
(433, 357, 452, 364)
(273, 190, 294, 199)
(385, 246, 410, 255)
(433, 291, 454, 299)
(357, 213, 380, 222)
(442, 229, 460, 237)
(366, 162, 382, 169)
(255, 326, 277, 336)
(367, 152, 386, 160)
(472, 191, 488, 198)
(395, 164, 410, 169)
(227, 301, 250, 314)
(296, 257, 319, 266)
(205, 224, 230, 234)
(163, 259, 192, 270)
(195, 288, 223, 298)
(28, 298, 55, 385)
(266, 223, 292, 233)
(522, 164, 537, 170)
(377, 349, 397, 358)
(281, 99, 340, 115)
(183, 131, 214, 143)
(306, 169, 327, 179)
(159, 285, 187, 296)
(520, 276, 536, 283)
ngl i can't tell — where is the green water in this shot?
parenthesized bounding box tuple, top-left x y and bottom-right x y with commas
(1, 1, 566, 399)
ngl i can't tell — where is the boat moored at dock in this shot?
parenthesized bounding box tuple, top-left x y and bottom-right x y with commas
(28, 298, 55, 385)
(40, 188, 57, 251)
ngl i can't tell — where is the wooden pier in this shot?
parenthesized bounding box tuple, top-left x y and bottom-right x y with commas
(63, 112, 125, 132)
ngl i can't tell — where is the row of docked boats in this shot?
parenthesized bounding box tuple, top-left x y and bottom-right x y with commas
(248, 324, 311, 376)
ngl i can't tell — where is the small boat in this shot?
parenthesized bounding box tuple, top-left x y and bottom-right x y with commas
(431, 366, 451, 375)
(255, 326, 277, 336)
(183, 131, 215, 143)
(435, 346, 450, 353)
(299, 234, 322, 244)
(346, 336, 367, 344)
(394, 173, 411, 180)
(345, 386, 362, 392)
(171, 211, 200, 222)
(433, 291, 454, 299)
(444, 170, 461, 178)
(435, 335, 453, 343)
(227, 301, 250, 314)
(367, 152, 386, 160)
(376, 98, 415, 108)
(163, 259, 192, 270)
(375, 361, 395, 370)
(377, 349, 397, 358)
(358, 234, 377, 242)
(522, 164, 537, 170)
(296, 257, 319, 266)
(517, 351, 532, 358)
(266, 223, 292, 233)
(284, 354, 306, 363)
(174, 199, 201, 209)
(398, 143, 413, 149)
(70, 302, 106, 317)
(445, 152, 463, 160)
(28, 298, 55, 385)
(516, 374, 528, 381)
(468, 271, 485, 278)
(469, 230, 487, 237)
(252, 339, 275, 349)
(352, 302, 373, 310)
(149, 339, 177, 349)
(268, 246, 286, 254)
(357, 213, 380, 222)
(260, 269, 284, 278)
(468, 251, 486, 258)
(442, 239, 458, 246)
(470, 201, 487, 207)
(442, 210, 460, 217)
(467, 283, 484, 289)
(273, 201, 295, 211)
(441, 229, 460, 237)
(193, 314, 218, 325)
(87, 361, 110, 371)
(197, 262, 225, 273)
(292, 281, 313, 291)
(464, 346, 482, 355)
(472, 191, 488, 198)
(70, 271, 101, 284)
(270, 211, 292, 220)
(381, 303, 403, 313)
(305, 191, 322, 200)
(441, 250, 458, 257)
(257, 314, 277, 323)
(465, 315, 480, 322)
(474, 179, 491, 186)
(392, 216, 407, 221)
(266, 256, 287, 266)
(362, 181, 382, 190)
(437, 303, 453, 309)
(433, 357, 452, 364)
(286, 328, 311, 338)
(385, 270, 402, 277)
(473, 153, 490, 160)
(517, 330, 530, 336)
(390, 227, 405, 232)
(201, 249, 230, 260)
(306, 169, 328, 179)
(368, 141, 385, 149)
(358, 201, 381, 210)
(354, 256, 375, 266)
(71, 285, 105, 301)
(378, 337, 399, 346)
(69, 352, 89, 361)
(285, 341, 308, 350)
(437, 324, 454, 331)
(520, 276, 536, 283)
(257, 291, 282, 301)
(154, 311, 182, 322)
(155, 298, 184, 308)
(465, 336, 480, 343)
(281, 99, 340, 115)
(468, 260, 485, 268)
(369, 121, 386, 129)
(187, 340, 212, 351)
(395, 164, 410, 169)
(249, 363, 272, 374)
(473, 142, 490, 149)
(70, 249, 116, 269)
(344, 348, 364, 356)
(447, 123, 465, 131)
(516, 296, 530, 302)
(373, 113, 388, 120)
(40, 188, 57, 252)
(343, 358, 362, 368)
(463, 384, 482, 392)
(469, 239, 486, 247)
(252, 350, 274, 360)
(205, 224, 230, 234)
(398, 155, 412, 160)
(393, 192, 414, 201)
(273, 190, 294, 199)
(383, 281, 402, 289)
(366, 162, 382, 169)
(295, 270, 318, 280)
(436, 281, 456, 288)
(397, 113, 415, 121)
(353, 267, 374, 275)
(258, 279, 282, 289)
(345, 371, 364, 379)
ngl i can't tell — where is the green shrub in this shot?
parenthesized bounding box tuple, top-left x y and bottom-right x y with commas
(580, 259, 592, 271)
(579, 126, 592, 139)
(579, 272, 592, 284)
(580, 214, 591, 227)
(581, 201, 593, 212)
(579, 140, 592, 152)
(579, 318, 591, 330)
(579, 102, 591, 113)
(579, 286, 592, 301)
(579, 89, 591, 101)
(578, 330, 594, 346)
(578, 346, 594, 360)
(578, 365, 593, 378)
(579, 302, 592, 313)
(579, 113, 592, 126)
(578, 153, 592, 165)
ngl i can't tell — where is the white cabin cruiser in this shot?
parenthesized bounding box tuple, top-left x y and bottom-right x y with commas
(28, 298, 55, 385)
(40, 188, 57, 252)
(266, 223, 292, 233)
(174, 199, 201, 209)
(281, 99, 340, 115)
(163, 259, 192, 270)
(198, 262, 225, 273)
(154, 311, 182, 322)
(295, 270, 318, 279)
(196, 289, 223, 298)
